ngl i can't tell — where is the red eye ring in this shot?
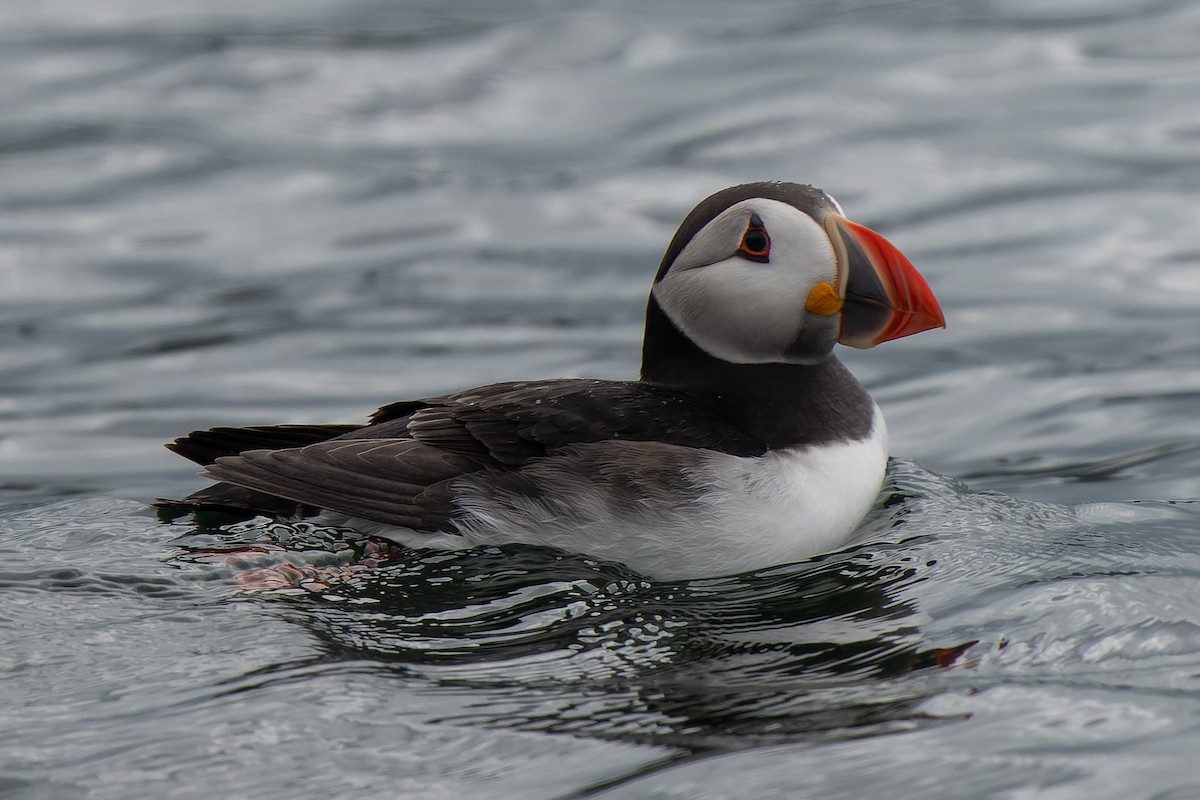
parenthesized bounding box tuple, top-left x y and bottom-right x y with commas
(738, 225, 770, 262)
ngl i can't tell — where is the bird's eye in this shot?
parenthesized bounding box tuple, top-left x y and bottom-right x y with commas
(738, 225, 771, 262)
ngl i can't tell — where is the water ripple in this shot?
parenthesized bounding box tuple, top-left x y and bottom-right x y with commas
(5, 1, 1200, 796)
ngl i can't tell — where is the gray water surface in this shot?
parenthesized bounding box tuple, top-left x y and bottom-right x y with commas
(3, 1, 1200, 798)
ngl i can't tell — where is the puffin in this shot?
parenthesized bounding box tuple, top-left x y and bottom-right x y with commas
(161, 182, 944, 580)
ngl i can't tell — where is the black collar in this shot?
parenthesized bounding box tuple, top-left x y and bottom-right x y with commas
(640, 297, 875, 449)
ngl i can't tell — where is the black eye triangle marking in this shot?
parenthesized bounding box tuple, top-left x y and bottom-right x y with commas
(738, 213, 771, 262)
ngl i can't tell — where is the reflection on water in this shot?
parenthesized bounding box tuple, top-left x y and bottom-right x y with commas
(153, 455, 1200, 798)
(5, 460, 1200, 797)
(165, 464, 971, 760)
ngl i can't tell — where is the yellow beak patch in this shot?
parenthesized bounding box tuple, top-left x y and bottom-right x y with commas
(804, 281, 844, 316)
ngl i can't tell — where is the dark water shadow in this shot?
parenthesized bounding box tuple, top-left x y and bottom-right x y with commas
(171, 506, 973, 786)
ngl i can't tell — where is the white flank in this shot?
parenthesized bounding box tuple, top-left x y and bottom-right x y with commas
(346, 407, 889, 580)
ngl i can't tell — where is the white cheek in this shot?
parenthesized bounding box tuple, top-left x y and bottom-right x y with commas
(653, 198, 840, 364)
(654, 260, 811, 363)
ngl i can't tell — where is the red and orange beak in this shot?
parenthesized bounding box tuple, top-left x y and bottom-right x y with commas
(823, 214, 945, 348)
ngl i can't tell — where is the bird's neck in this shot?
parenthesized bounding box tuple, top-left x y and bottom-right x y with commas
(639, 298, 877, 448)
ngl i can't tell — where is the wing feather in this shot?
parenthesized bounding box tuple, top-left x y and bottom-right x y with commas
(203, 439, 480, 531)
(165, 377, 765, 532)
(166, 423, 360, 465)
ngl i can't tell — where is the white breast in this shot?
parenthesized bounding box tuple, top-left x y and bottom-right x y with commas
(348, 406, 889, 580)
(676, 406, 890, 573)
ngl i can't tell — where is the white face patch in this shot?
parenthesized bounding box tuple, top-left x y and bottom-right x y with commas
(652, 198, 839, 364)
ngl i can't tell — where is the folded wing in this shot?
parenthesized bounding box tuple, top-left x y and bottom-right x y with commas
(166, 378, 765, 532)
